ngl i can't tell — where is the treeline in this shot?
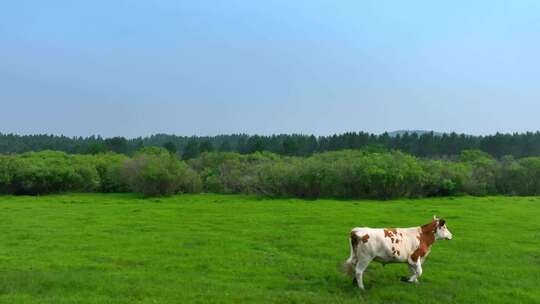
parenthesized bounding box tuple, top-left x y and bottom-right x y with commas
(1, 148, 540, 199)
(3, 131, 540, 159)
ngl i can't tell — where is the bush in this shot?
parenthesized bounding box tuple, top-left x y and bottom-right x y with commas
(253, 150, 425, 199)
(255, 158, 324, 198)
(189, 152, 277, 194)
(94, 153, 130, 193)
(123, 148, 201, 197)
(422, 160, 470, 196)
(3, 151, 99, 194)
(0, 155, 16, 193)
(517, 158, 540, 195)
(2, 148, 540, 199)
(459, 150, 498, 195)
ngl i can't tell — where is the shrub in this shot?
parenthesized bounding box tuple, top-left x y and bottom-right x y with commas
(2, 148, 540, 199)
(255, 158, 324, 198)
(0, 155, 16, 193)
(253, 150, 425, 199)
(123, 148, 201, 197)
(516, 157, 540, 195)
(94, 153, 130, 192)
(5, 151, 99, 194)
(190, 152, 276, 194)
(459, 150, 498, 195)
(422, 160, 470, 196)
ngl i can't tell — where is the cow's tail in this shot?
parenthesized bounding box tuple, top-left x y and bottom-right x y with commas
(342, 230, 359, 276)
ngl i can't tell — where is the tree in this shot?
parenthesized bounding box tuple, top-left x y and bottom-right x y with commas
(218, 141, 232, 152)
(236, 137, 248, 154)
(200, 140, 214, 153)
(86, 143, 107, 154)
(246, 136, 265, 153)
(104, 137, 128, 154)
(183, 140, 200, 160)
(282, 137, 298, 155)
(132, 138, 144, 153)
(163, 141, 177, 155)
(4, 131, 540, 159)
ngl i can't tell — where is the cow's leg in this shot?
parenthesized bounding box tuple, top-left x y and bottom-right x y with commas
(407, 261, 422, 283)
(354, 257, 371, 289)
(416, 261, 422, 280)
(415, 262, 423, 280)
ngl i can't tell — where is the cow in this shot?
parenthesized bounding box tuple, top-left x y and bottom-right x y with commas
(344, 216, 453, 289)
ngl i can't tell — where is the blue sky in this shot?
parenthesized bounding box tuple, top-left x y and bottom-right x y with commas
(1, 1, 539, 137)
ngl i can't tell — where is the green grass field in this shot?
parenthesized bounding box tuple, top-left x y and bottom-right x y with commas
(0, 194, 539, 303)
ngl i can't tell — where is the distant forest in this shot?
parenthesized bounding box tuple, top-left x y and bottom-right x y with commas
(2, 131, 540, 159)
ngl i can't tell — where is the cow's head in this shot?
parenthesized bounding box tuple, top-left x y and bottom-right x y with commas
(433, 216, 453, 240)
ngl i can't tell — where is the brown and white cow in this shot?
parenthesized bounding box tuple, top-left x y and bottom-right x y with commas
(344, 216, 453, 289)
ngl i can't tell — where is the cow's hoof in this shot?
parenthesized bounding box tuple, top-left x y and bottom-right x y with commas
(400, 277, 419, 283)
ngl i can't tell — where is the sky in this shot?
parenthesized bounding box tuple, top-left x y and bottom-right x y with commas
(1, 0, 539, 137)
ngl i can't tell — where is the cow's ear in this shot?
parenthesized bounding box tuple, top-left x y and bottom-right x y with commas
(433, 215, 438, 221)
(439, 219, 446, 227)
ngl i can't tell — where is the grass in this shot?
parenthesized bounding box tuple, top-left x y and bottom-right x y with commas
(0, 193, 539, 303)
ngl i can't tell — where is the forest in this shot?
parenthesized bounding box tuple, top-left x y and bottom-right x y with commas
(2, 131, 540, 159)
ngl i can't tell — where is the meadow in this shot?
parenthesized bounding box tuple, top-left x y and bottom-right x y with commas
(0, 194, 539, 303)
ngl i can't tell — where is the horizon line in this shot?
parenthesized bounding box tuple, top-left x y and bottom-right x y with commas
(2, 130, 540, 140)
